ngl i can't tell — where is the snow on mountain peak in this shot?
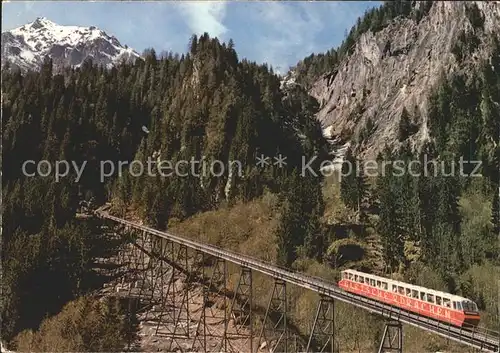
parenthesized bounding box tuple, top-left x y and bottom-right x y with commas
(30, 17, 53, 28)
(2, 17, 141, 71)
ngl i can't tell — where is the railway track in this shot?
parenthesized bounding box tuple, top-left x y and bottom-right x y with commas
(96, 206, 500, 353)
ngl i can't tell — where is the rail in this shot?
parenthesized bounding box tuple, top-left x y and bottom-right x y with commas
(96, 207, 500, 353)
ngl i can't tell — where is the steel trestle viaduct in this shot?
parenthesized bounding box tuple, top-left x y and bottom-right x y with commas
(95, 206, 500, 353)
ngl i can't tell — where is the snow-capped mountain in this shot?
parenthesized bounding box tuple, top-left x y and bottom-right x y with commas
(1, 17, 141, 71)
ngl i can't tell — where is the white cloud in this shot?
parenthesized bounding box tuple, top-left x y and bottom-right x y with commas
(176, 1, 228, 39)
(248, 2, 375, 73)
(250, 2, 326, 73)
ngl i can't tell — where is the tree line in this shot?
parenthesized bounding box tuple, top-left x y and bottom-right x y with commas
(340, 33, 499, 328)
(1, 33, 329, 344)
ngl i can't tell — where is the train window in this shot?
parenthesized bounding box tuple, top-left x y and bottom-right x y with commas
(376, 280, 381, 287)
(427, 294, 434, 303)
(382, 282, 388, 290)
(412, 290, 418, 298)
(453, 302, 457, 309)
(436, 296, 442, 306)
(370, 279, 376, 286)
(392, 285, 397, 292)
(463, 301, 476, 311)
(354, 275, 358, 282)
(405, 288, 411, 297)
(443, 298, 451, 308)
(359, 276, 364, 283)
(349, 273, 353, 280)
(420, 292, 426, 301)
(342, 272, 347, 279)
(398, 286, 404, 294)
(456, 302, 462, 310)
(365, 278, 370, 285)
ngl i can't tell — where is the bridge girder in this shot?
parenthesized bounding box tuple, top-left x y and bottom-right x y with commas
(94, 209, 500, 353)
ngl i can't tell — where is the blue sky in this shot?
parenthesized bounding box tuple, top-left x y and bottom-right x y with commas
(3, 1, 381, 73)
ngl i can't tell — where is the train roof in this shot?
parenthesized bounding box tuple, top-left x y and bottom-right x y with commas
(341, 269, 474, 303)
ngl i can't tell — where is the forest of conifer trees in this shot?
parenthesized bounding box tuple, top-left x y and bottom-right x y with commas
(339, 33, 500, 330)
(2, 2, 499, 351)
(2, 33, 330, 346)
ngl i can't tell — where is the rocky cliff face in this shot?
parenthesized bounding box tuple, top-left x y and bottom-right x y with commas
(309, 1, 500, 160)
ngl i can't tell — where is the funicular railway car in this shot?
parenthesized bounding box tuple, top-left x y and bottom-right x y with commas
(339, 269, 480, 328)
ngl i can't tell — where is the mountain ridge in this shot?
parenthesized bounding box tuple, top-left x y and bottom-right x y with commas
(1, 17, 141, 71)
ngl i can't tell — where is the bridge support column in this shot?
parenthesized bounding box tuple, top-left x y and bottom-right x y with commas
(306, 295, 335, 353)
(257, 278, 288, 353)
(141, 237, 171, 322)
(191, 251, 208, 352)
(377, 321, 403, 353)
(154, 242, 191, 347)
(227, 266, 253, 352)
(126, 230, 149, 301)
(192, 257, 229, 352)
(210, 257, 229, 352)
(165, 244, 191, 351)
(135, 231, 152, 301)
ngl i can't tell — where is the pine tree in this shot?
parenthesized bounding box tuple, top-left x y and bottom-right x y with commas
(303, 177, 325, 260)
(398, 107, 414, 141)
(480, 83, 499, 145)
(492, 187, 500, 236)
(274, 170, 325, 265)
(150, 183, 168, 230)
(397, 143, 421, 242)
(340, 147, 368, 219)
(275, 198, 298, 267)
(376, 146, 406, 270)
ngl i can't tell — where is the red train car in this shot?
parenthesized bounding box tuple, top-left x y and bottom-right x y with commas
(339, 269, 480, 328)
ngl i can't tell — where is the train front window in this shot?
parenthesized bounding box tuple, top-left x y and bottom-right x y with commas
(456, 302, 462, 310)
(462, 301, 477, 311)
